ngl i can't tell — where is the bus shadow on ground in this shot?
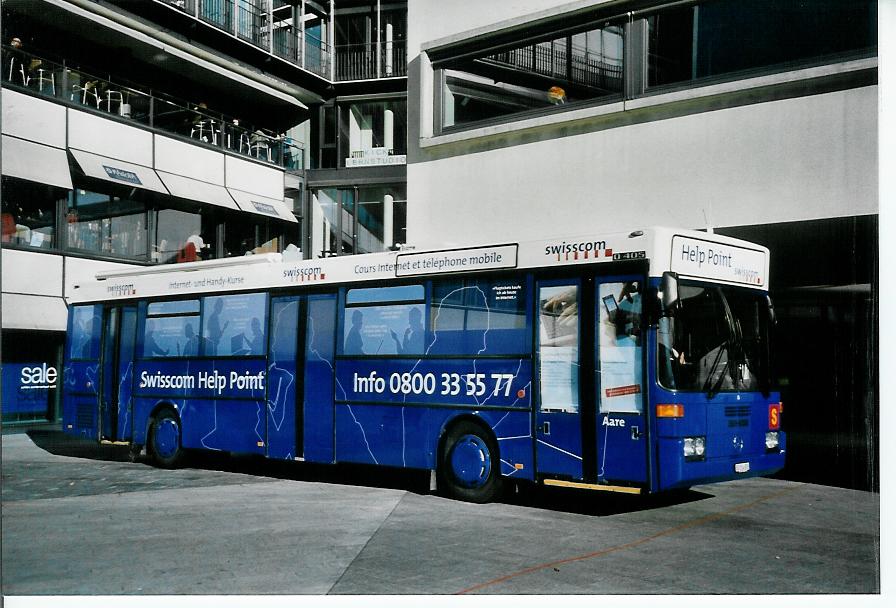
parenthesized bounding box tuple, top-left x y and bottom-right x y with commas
(27, 429, 712, 516)
(27, 429, 134, 462)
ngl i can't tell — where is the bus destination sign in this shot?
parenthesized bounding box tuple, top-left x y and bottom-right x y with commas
(671, 235, 766, 287)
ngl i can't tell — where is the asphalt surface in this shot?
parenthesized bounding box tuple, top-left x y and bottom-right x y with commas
(0, 430, 881, 596)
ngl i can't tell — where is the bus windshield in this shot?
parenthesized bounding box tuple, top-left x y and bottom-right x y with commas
(657, 281, 771, 395)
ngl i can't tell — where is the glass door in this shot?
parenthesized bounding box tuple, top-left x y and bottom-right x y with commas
(595, 276, 648, 484)
(535, 280, 584, 479)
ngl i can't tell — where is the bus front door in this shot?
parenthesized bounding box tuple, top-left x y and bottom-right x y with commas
(99, 305, 137, 442)
(594, 276, 648, 486)
(535, 280, 586, 480)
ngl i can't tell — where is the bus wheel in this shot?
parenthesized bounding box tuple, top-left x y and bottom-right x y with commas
(149, 409, 184, 468)
(439, 421, 501, 503)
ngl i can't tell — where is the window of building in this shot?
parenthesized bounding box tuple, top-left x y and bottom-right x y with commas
(222, 210, 291, 259)
(338, 99, 407, 167)
(1, 177, 66, 250)
(356, 184, 407, 253)
(647, 0, 877, 89)
(436, 21, 624, 130)
(430, 276, 529, 355)
(333, 2, 407, 80)
(201, 293, 268, 357)
(153, 203, 219, 264)
(342, 285, 425, 356)
(311, 184, 406, 257)
(66, 189, 149, 261)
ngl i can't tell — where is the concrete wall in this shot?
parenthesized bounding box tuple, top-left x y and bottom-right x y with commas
(407, 79, 877, 247)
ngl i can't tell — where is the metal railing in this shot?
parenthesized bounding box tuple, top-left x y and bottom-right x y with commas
(303, 34, 331, 78)
(487, 43, 623, 92)
(161, 0, 197, 13)
(199, 0, 233, 32)
(158, 1, 408, 83)
(236, 0, 266, 46)
(334, 40, 406, 81)
(1, 45, 304, 172)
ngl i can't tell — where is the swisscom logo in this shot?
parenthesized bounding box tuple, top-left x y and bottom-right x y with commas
(107, 283, 136, 296)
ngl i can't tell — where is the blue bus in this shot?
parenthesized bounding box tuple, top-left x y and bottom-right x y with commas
(62, 227, 784, 502)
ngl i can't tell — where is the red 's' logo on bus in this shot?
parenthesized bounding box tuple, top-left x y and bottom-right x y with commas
(769, 403, 782, 430)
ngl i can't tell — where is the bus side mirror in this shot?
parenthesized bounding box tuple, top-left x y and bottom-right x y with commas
(766, 294, 776, 325)
(661, 272, 679, 315)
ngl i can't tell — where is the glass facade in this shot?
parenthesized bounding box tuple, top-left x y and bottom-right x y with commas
(439, 22, 624, 129)
(339, 99, 407, 166)
(647, 0, 877, 88)
(1, 177, 296, 264)
(433, 0, 877, 131)
(0, 44, 305, 171)
(67, 190, 150, 261)
(311, 183, 406, 257)
(1, 177, 65, 249)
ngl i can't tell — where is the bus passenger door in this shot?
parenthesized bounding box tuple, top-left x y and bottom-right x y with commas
(535, 280, 584, 480)
(595, 276, 648, 485)
(267, 296, 303, 460)
(100, 305, 137, 442)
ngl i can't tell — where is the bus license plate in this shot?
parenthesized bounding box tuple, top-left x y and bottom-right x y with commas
(735, 462, 750, 473)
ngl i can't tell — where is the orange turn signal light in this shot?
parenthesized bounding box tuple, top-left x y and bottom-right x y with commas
(656, 404, 684, 418)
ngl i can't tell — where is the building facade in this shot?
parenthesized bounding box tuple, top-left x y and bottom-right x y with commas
(405, 0, 878, 490)
(1, 0, 408, 426)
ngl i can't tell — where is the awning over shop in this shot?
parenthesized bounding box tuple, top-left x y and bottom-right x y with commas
(69, 149, 168, 194)
(1, 293, 68, 331)
(2, 135, 73, 190)
(227, 188, 298, 223)
(157, 171, 240, 211)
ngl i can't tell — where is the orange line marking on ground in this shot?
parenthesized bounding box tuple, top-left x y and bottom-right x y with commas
(457, 485, 800, 594)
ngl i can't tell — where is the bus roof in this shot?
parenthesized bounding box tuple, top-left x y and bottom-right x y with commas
(68, 227, 770, 303)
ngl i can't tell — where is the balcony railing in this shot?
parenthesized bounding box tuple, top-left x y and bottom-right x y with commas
(161, 0, 197, 13)
(156, 1, 408, 82)
(334, 40, 406, 81)
(487, 43, 623, 92)
(2, 45, 305, 172)
(199, 0, 234, 32)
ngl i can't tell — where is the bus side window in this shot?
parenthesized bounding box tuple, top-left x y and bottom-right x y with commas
(430, 276, 529, 355)
(342, 285, 425, 356)
(68, 305, 102, 360)
(202, 293, 268, 357)
(141, 300, 200, 358)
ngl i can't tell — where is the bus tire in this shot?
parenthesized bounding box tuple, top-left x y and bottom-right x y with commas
(438, 421, 501, 504)
(149, 409, 184, 469)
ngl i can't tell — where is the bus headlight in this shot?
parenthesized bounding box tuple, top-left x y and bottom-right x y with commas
(765, 431, 780, 451)
(684, 436, 706, 460)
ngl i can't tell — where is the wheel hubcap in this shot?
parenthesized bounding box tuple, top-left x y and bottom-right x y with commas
(450, 434, 491, 488)
(155, 418, 179, 459)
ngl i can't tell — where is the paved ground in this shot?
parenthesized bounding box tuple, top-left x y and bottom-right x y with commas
(0, 430, 881, 596)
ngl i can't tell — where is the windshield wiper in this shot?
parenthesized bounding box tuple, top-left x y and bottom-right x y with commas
(707, 345, 731, 399)
(701, 340, 729, 397)
(704, 288, 739, 399)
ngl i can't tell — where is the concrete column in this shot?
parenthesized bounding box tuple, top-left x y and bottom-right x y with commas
(385, 22, 393, 76)
(384, 108, 394, 153)
(300, 0, 305, 69)
(376, 0, 382, 79)
(329, 0, 335, 81)
(383, 193, 394, 248)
